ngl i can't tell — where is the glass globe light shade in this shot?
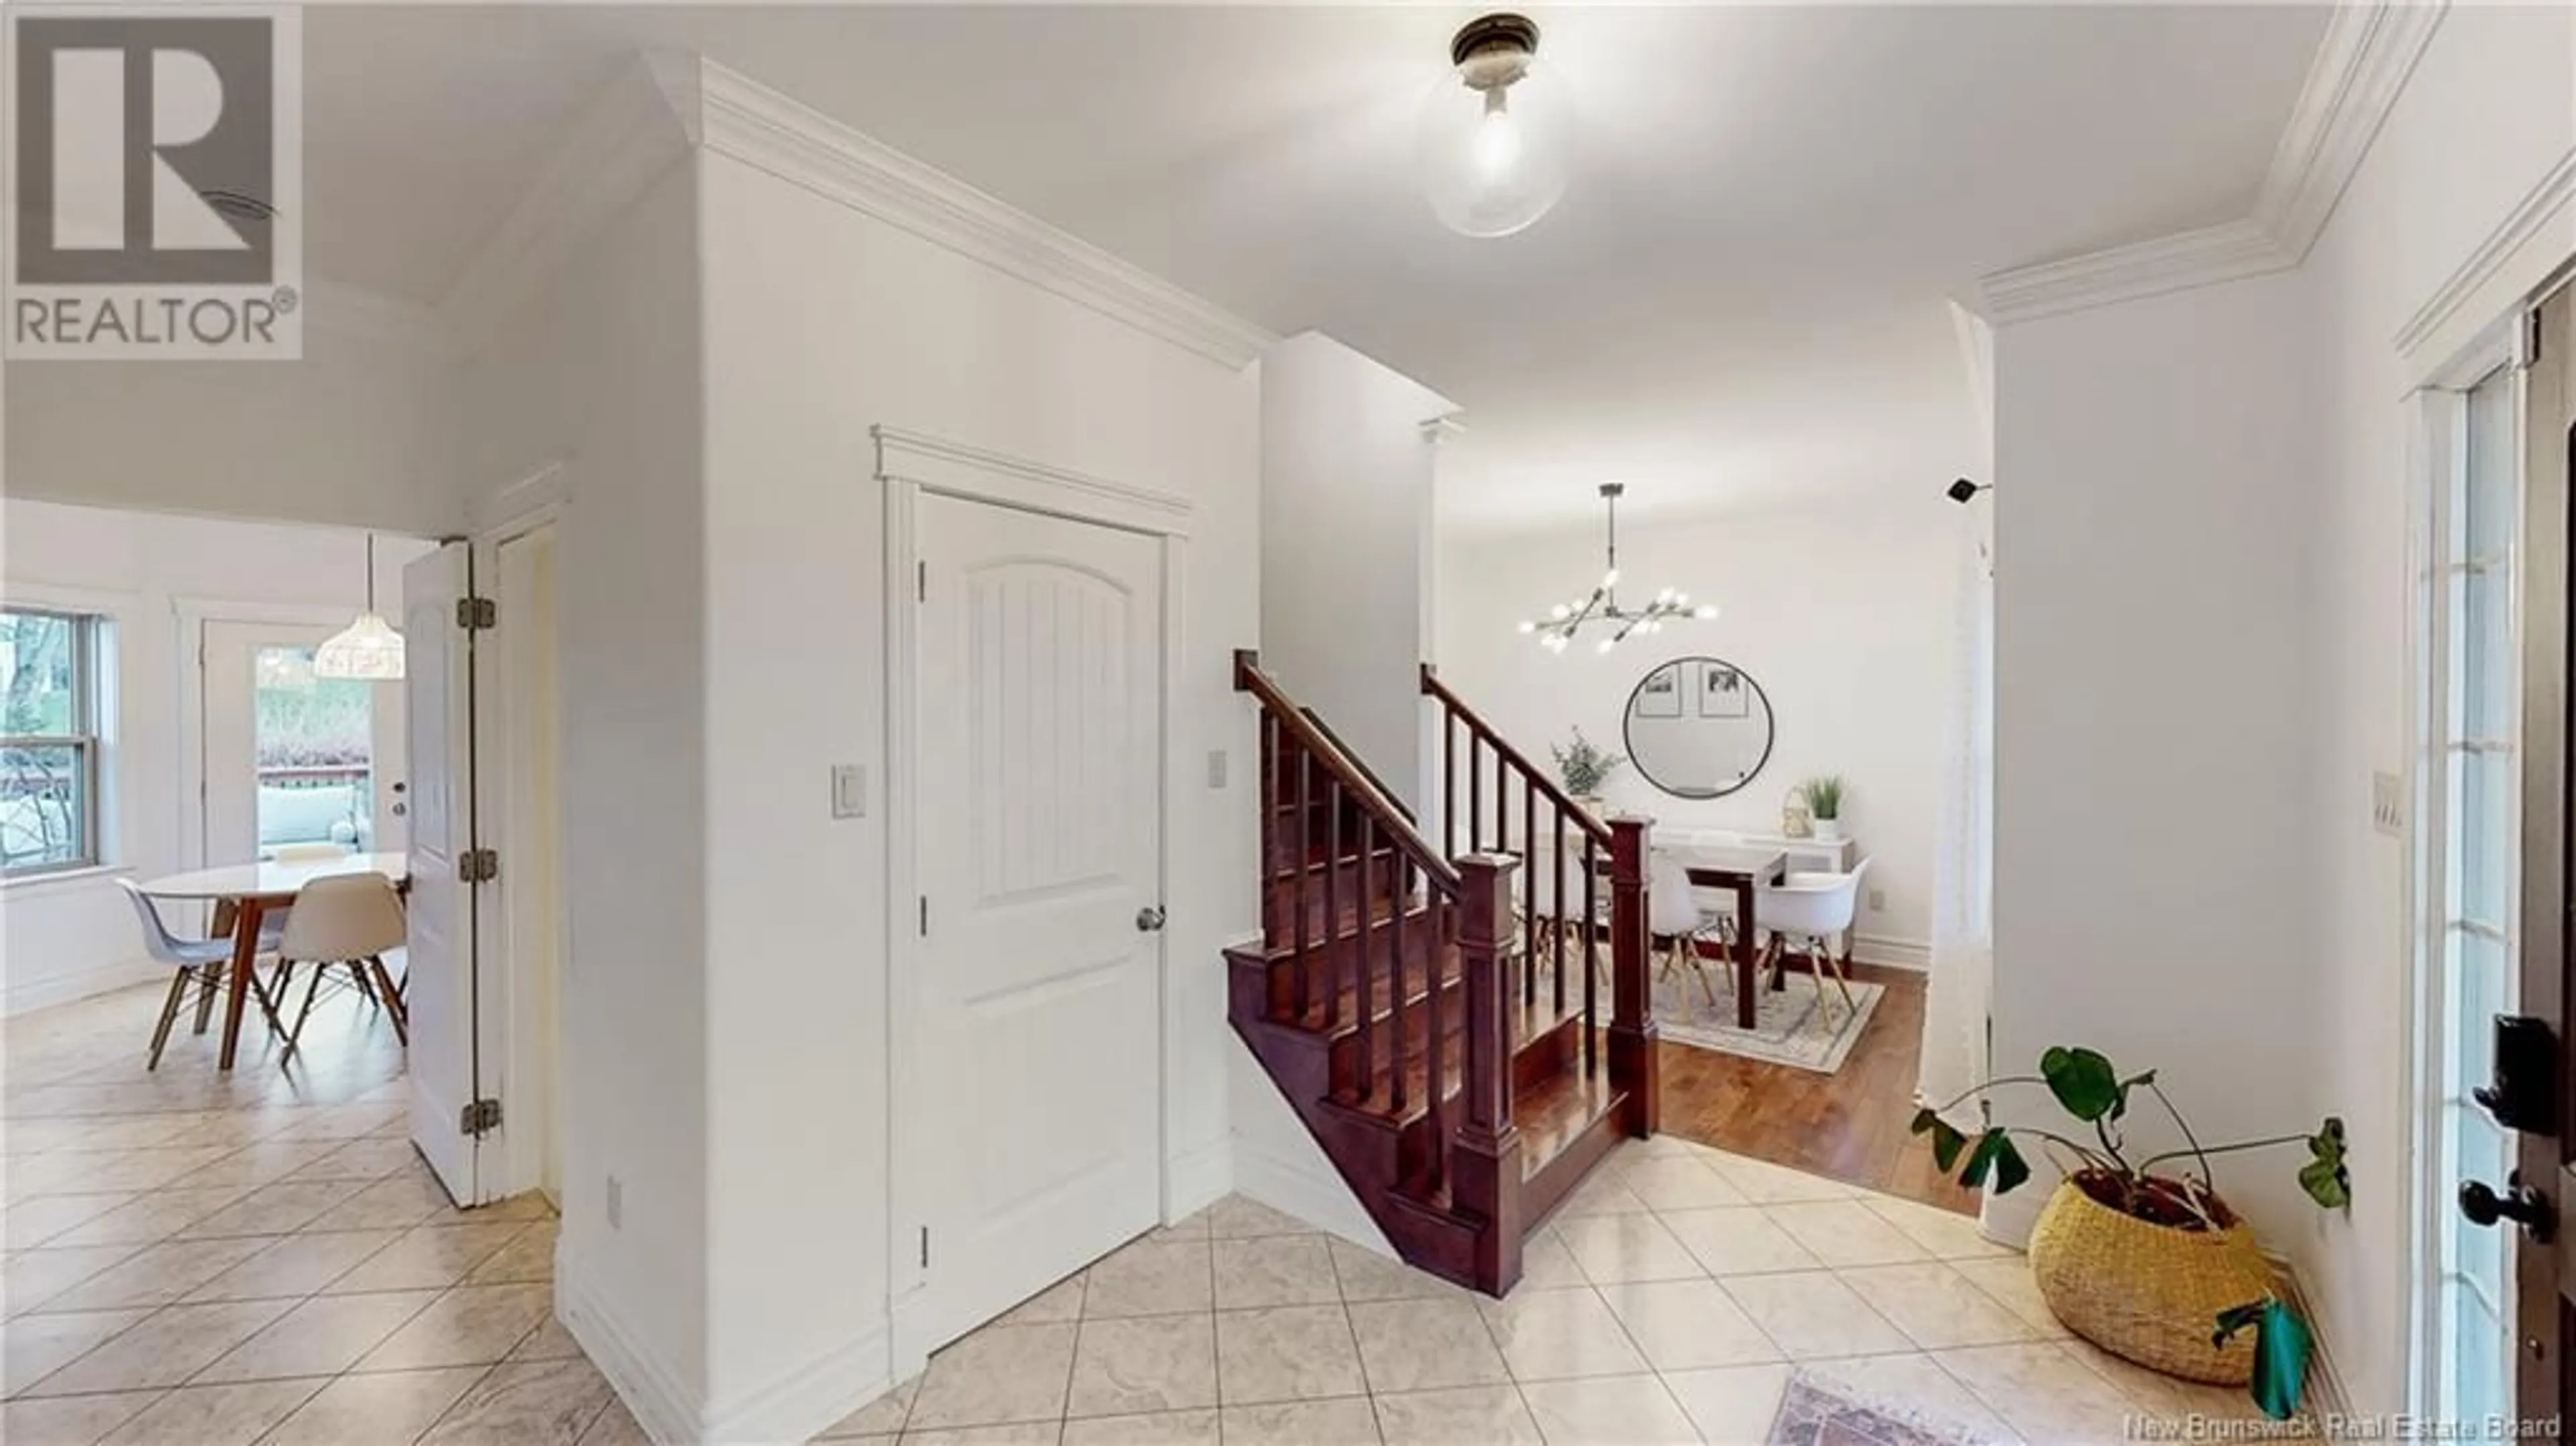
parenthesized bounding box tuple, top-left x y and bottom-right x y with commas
(1414, 42, 1567, 238)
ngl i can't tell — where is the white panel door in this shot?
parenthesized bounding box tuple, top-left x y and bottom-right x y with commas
(916, 494, 1164, 1348)
(405, 543, 480, 1205)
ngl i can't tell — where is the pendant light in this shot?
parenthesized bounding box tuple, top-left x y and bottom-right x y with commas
(1415, 13, 1567, 238)
(1517, 484, 1717, 654)
(313, 533, 405, 680)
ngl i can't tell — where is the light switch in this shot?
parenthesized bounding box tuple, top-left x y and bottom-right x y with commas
(1208, 750, 1230, 790)
(833, 765, 867, 819)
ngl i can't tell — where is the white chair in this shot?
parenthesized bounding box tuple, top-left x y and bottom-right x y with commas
(1756, 857, 1873, 1023)
(119, 879, 289, 1069)
(264, 842, 353, 863)
(276, 875, 409, 1056)
(1649, 850, 1733, 1007)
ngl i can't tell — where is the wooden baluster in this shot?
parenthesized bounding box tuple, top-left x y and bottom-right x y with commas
(1521, 779, 1538, 978)
(1324, 779, 1343, 1029)
(1582, 833, 1600, 1074)
(1293, 743, 1312, 1020)
(1390, 856, 1409, 1113)
(1553, 810, 1568, 1022)
(1606, 816, 1657, 1133)
(1357, 814, 1377, 1099)
(1468, 735, 1483, 855)
(1426, 883, 1447, 1194)
(1444, 710, 1458, 863)
(1454, 852, 1524, 1296)
(1260, 713, 1280, 949)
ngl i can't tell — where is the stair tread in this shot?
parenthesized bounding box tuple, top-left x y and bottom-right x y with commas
(1399, 1050, 1625, 1213)
(1323, 987, 1589, 1120)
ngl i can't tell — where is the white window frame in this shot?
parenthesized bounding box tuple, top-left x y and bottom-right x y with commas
(2406, 320, 2527, 1421)
(0, 604, 107, 879)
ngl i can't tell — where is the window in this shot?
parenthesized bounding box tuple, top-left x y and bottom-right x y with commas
(2420, 359, 2519, 1423)
(0, 608, 101, 876)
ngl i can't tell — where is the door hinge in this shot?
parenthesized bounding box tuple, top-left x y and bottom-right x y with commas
(460, 1099, 502, 1137)
(918, 561, 927, 603)
(918, 895, 928, 936)
(920, 1226, 930, 1269)
(457, 848, 500, 885)
(457, 596, 497, 630)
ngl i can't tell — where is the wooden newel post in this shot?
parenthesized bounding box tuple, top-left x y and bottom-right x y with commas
(1605, 816, 1659, 1137)
(1452, 852, 1523, 1296)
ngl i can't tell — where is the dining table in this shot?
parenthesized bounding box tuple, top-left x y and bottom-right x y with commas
(135, 852, 410, 1070)
(1667, 843, 1790, 1030)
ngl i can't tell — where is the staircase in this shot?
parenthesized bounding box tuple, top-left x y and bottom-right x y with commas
(1228, 652, 1658, 1296)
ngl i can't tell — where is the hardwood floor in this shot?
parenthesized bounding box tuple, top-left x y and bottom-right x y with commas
(1653, 962, 1978, 1215)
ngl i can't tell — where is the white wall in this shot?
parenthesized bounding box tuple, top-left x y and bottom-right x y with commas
(445, 160, 713, 1423)
(1986, 1, 2576, 1413)
(2302, 3, 2575, 1415)
(5, 325, 455, 538)
(692, 146, 1260, 1436)
(0, 499, 433, 1015)
(1436, 504, 1962, 957)
(1262, 332, 1453, 812)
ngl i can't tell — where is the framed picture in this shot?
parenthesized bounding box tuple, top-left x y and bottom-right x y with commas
(1635, 663, 1683, 718)
(1699, 663, 1750, 718)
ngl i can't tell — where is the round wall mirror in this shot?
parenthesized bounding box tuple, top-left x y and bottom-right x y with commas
(1623, 657, 1775, 800)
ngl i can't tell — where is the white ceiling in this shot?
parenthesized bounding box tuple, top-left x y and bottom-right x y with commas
(305, 5, 2332, 533)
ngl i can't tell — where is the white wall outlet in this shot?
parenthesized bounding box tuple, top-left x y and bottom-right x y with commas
(606, 1175, 623, 1230)
(832, 764, 867, 819)
(1208, 750, 1229, 789)
(1868, 889, 1887, 913)
(2371, 771, 2406, 838)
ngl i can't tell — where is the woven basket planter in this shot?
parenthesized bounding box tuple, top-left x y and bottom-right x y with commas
(2025, 1178, 2279, 1385)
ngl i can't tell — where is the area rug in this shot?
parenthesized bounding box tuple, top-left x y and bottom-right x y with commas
(1766, 1368, 2006, 1446)
(1652, 960, 1883, 1074)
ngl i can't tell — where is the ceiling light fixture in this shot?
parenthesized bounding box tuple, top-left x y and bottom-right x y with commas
(1518, 484, 1716, 654)
(313, 533, 406, 681)
(1416, 13, 1566, 238)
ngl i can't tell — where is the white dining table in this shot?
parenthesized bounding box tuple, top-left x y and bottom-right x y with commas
(136, 852, 410, 1070)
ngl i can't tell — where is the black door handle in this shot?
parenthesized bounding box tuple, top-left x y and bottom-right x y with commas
(2459, 1173, 2556, 1242)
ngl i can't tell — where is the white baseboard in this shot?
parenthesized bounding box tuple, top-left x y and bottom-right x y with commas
(1976, 1181, 2047, 1250)
(701, 1321, 890, 1446)
(2269, 1254, 2354, 1427)
(1851, 935, 1931, 970)
(1167, 1135, 1232, 1222)
(556, 1249, 704, 1446)
(3, 959, 164, 1018)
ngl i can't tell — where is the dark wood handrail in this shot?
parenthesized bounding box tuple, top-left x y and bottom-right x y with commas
(1421, 664, 1611, 848)
(1238, 651, 1461, 896)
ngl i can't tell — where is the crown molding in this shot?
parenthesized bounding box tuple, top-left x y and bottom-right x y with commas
(2394, 142, 2576, 358)
(689, 59, 1277, 371)
(1973, 1, 2447, 325)
(435, 53, 700, 356)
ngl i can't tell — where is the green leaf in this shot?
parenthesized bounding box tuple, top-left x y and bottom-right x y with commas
(1915, 1111, 1970, 1174)
(2040, 1047, 2123, 1122)
(2112, 1069, 2157, 1123)
(2300, 1117, 2351, 1209)
(2233, 1298, 2312, 1421)
(2212, 1302, 2266, 1349)
(1958, 1129, 2029, 1193)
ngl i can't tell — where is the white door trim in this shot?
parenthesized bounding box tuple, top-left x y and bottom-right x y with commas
(475, 501, 568, 1207)
(877, 425, 1192, 1379)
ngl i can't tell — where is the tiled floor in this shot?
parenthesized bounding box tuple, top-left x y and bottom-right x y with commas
(812, 1147, 2284, 1445)
(3, 981, 642, 1446)
(7, 981, 2282, 1445)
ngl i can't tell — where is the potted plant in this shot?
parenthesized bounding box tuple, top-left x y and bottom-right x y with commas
(1550, 730, 1622, 814)
(1801, 775, 1847, 840)
(1911, 1047, 2348, 1421)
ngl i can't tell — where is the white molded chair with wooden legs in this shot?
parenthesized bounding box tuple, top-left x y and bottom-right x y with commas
(119, 879, 290, 1069)
(1756, 857, 1872, 1025)
(276, 874, 409, 1056)
(1649, 850, 1733, 1007)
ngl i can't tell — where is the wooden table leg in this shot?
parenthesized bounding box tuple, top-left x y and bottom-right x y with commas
(217, 897, 266, 1071)
(1733, 878, 1759, 1030)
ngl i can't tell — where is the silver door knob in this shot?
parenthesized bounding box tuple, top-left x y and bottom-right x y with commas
(1136, 907, 1167, 933)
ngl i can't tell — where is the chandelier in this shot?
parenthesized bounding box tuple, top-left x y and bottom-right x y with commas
(1518, 484, 1717, 654)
